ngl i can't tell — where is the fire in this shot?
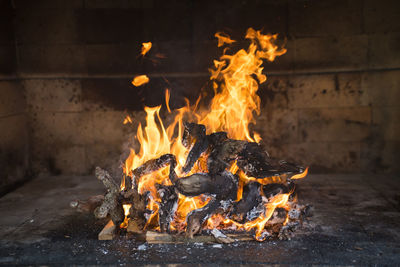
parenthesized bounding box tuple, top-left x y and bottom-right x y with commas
(215, 32, 236, 47)
(122, 28, 305, 240)
(123, 115, 132, 124)
(132, 75, 149, 87)
(141, 42, 152, 56)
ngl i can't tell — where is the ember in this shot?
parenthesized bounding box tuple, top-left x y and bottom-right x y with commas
(76, 28, 309, 242)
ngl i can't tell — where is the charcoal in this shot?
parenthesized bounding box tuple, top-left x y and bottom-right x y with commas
(174, 171, 237, 200)
(127, 191, 150, 233)
(237, 142, 305, 178)
(262, 183, 289, 198)
(156, 184, 178, 233)
(230, 182, 262, 223)
(174, 173, 212, 196)
(267, 208, 288, 225)
(182, 136, 209, 173)
(131, 154, 176, 184)
(186, 198, 220, 238)
(207, 132, 228, 147)
(207, 139, 247, 175)
(182, 131, 229, 173)
(182, 122, 206, 149)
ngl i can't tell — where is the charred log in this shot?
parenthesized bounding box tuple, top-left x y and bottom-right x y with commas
(125, 191, 149, 233)
(174, 171, 237, 200)
(262, 183, 290, 198)
(182, 122, 206, 149)
(186, 198, 220, 238)
(237, 142, 305, 178)
(130, 154, 176, 185)
(230, 182, 261, 223)
(182, 136, 209, 173)
(207, 132, 228, 147)
(207, 139, 247, 175)
(94, 167, 125, 226)
(156, 184, 178, 233)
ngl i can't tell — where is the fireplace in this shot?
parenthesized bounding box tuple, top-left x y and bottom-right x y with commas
(0, 0, 400, 265)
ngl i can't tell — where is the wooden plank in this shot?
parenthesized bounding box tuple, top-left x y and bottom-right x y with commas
(99, 220, 254, 243)
(137, 231, 254, 244)
(98, 220, 116, 240)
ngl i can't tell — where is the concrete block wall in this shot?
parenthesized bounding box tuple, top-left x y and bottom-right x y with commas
(0, 0, 399, 180)
(0, 1, 30, 195)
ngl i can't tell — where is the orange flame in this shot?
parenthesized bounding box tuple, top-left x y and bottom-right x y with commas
(123, 28, 299, 238)
(215, 32, 236, 47)
(132, 75, 149, 87)
(165, 89, 172, 113)
(123, 115, 133, 124)
(141, 42, 152, 56)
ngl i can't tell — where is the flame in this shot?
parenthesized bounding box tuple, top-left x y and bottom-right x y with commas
(165, 89, 172, 113)
(215, 32, 236, 47)
(198, 27, 286, 142)
(132, 75, 149, 87)
(120, 204, 132, 228)
(122, 28, 301, 239)
(123, 115, 133, 124)
(141, 42, 152, 56)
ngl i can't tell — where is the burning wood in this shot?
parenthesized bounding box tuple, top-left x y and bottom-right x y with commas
(74, 28, 311, 243)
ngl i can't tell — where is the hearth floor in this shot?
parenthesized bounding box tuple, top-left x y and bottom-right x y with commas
(0, 173, 399, 265)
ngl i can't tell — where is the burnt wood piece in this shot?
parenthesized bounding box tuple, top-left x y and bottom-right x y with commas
(123, 154, 177, 233)
(262, 183, 290, 198)
(182, 122, 206, 149)
(124, 190, 150, 233)
(230, 182, 262, 223)
(138, 231, 254, 243)
(156, 184, 178, 233)
(70, 195, 104, 213)
(130, 153, 176, 185)
(207, 132, 228, 147)
(182, 136, 209, 173)
(186, 198, 220, 238)
(182, 130, 229, 174)
(207, 139, 248, 175)
(174, 171, 238, 200)
(267, 207, 288, 225)
(237, 142, 305, 178)
(94, 167, 125, 226)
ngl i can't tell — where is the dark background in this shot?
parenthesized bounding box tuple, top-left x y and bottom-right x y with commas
(1, 0, 400, 195)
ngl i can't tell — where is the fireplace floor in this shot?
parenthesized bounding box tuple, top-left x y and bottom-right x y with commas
(0, 173, 399, 265)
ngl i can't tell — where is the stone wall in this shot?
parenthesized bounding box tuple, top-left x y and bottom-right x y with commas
(0, 0, 399, 183)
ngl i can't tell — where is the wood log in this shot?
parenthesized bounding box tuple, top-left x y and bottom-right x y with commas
(94, 167, 125, 226)
(230, 182, 261, 223)
(207, 139, 248, 175)
(137, 231, 253, 244)
(186, 198, 221, 238)
(182, 122, 206, 149)
(130, 153, 176, 185)
(98, 220, 116, 240)
(237, 143, 305, 178)
(156, 184, 178, 232)
(174, 171, 237, 200)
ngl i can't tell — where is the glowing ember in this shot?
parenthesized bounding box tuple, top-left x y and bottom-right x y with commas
(141, 42, 152, 56)
(132, 75, 149, 87)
